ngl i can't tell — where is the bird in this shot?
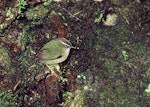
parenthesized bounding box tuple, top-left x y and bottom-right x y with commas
(38, 37, 76, 77)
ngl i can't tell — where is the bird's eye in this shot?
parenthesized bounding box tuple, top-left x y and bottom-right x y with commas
(64, 44, 69, 48)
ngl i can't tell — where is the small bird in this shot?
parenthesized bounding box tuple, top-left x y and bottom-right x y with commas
(38, 37, 76, 77)
(38, 37, 76, 64)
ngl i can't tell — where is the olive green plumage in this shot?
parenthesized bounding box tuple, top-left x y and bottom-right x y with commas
(38, 37, 74, 65)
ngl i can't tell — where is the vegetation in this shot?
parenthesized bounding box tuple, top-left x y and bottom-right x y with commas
(0, 91, 20, 107)
(16, 0, 27, 14)
(63, 91, 74, 100)
(0, 0, 149, 106)
(94, 12, 103, 24)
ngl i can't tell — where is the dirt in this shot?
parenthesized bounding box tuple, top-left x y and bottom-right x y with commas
(0, 0, 150, 107)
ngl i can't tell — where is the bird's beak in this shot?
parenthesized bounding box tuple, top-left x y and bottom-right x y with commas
(71, 46, 79, 49)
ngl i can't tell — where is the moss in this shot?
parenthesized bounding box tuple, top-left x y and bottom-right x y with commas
(0, 45, 11, 70)
(0, 90, 21, 107)
(25, 5, 49, 20)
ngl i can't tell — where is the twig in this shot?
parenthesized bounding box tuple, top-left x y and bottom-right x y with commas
(58, 5, 82, 21)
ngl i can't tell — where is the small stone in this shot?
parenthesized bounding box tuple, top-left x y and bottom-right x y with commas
(103, 13, 118, 26)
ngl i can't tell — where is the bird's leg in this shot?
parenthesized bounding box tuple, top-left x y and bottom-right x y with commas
(46, 64, 59, 78)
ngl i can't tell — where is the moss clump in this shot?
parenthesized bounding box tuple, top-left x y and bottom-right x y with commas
(25, 5, 49, 20)
(0, 45, 11, 70)
(0, 90, 20, 107)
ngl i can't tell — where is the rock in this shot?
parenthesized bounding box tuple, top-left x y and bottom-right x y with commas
(102, 13, 118, 26)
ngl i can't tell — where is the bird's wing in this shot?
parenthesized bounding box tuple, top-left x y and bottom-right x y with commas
(39, 48, 62, 60)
